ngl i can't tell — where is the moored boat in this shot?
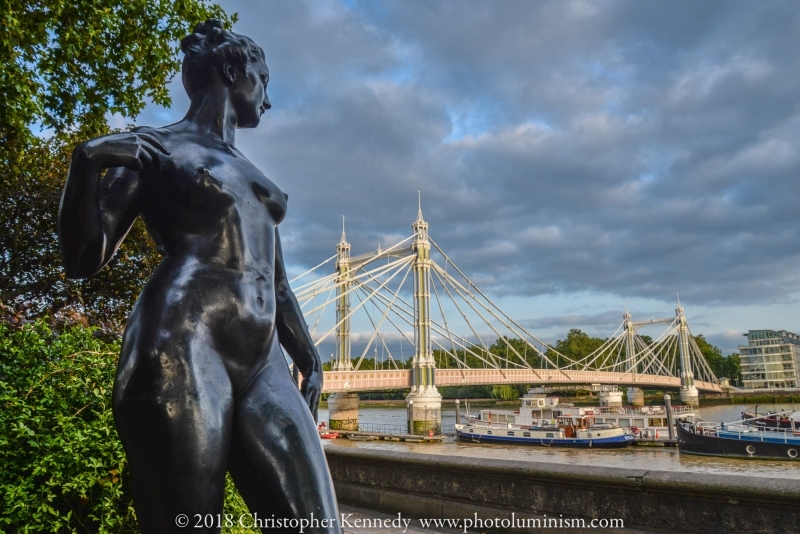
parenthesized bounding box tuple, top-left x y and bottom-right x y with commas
(317, 422, 340, 439)
(740, 406, 799, 431)
(677, 417, 800, 461)
(466, 387, 692, 440)
(455, 414, 634, 448)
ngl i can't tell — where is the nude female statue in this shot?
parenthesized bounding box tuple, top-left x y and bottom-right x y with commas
(58, 19, 340, 534)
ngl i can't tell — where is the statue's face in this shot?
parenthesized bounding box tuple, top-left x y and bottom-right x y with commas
(230, 52, 271, 129)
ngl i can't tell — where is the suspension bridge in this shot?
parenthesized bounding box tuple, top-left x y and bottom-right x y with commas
(291, 203, 722, 432)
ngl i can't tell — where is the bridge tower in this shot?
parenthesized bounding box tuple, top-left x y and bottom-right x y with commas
(406, 200, 442, 435)
(334, 220, 352, 372)
(624, 311, 645, 406)
(328, 219, 359, 431)
(676, 304, 699, 406)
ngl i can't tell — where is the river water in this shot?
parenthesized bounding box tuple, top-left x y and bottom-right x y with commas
(319, 403, 800, 480)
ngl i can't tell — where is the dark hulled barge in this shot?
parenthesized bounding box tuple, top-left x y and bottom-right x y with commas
(677, 417, 800, 461)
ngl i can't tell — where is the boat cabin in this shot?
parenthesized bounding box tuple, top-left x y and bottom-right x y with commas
(557, 415, 596, 437)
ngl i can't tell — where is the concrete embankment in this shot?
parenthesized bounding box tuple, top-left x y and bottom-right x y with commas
(699, 389, 799, 406)
(325, 446, 800, 533)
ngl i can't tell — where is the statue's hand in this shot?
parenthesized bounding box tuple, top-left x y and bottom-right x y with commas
(79, 132, 170, 172)
(300, 370, 322, 422)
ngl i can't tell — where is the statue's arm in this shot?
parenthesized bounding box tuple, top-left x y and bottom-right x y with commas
(58, 131, 168, 278)
(274, 227, 323, 419)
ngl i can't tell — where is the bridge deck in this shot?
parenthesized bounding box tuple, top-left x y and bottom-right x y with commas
(321, 369, 722, 393)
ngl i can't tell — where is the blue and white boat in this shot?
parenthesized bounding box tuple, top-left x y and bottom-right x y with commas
(466, 387, 693, 441)
(677, 412, 800, 460)
(455, 414, 634, 448)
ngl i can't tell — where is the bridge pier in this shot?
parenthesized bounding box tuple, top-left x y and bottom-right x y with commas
(680, 385, 699, 406)
(598, 385, 623, 407)
(328, 392, 359, 431)
(626, 387, 645, 406)
(406, 392, 442, 435)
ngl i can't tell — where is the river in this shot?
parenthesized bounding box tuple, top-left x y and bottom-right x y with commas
(319, 403, 800, 480)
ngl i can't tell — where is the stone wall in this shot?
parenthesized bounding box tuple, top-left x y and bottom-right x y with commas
(325, 446, 800, 533)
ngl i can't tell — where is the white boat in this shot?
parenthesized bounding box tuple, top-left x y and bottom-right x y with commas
(455, 414, 634, 448)
(466, 387, 693, 440)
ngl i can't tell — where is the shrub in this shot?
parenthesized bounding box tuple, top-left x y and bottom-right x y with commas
(0, 319, 248, 533)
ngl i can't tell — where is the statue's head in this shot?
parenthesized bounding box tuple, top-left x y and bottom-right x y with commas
(180, 19, 270, 128)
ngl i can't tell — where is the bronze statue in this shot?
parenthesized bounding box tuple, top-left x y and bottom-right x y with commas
(58, 19, 340, 533)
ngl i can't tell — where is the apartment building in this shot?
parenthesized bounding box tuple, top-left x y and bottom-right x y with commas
(739, 329, 800, 389)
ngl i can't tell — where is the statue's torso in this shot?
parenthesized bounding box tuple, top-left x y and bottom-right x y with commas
(119, 126, 289, 392)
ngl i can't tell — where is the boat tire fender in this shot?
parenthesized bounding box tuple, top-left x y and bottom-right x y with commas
(789, 449, 798, 459)
(746, 445, 756, 455)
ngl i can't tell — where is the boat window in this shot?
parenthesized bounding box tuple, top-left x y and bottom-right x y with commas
(619, 419, 631, 427)
(507, 431, 514, 436)
(546, 433, 554, 438)
(649, 418, 664, 426)
(523, 432, 531, 437)
(487, 430, 492, 435)
(587, 433, 592, 438)
(633, 419, 645, 427)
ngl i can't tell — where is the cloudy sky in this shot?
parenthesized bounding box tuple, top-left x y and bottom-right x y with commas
(125, 0, 800, 355)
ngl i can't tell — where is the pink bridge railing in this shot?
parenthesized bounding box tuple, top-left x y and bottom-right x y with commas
(320, 368, 721, 393)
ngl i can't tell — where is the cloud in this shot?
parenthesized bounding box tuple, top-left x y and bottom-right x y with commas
(126, 0, 800, 341)
(521, 311, 628, 331)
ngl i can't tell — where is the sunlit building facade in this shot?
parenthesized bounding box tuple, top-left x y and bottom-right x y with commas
(739, 330, 800, 389)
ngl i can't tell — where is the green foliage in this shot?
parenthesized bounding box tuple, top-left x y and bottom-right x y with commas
(1, 0, 238, 327)
(0, 319, 133, 532)
(358, 389, 407, 401)
(693, 335, 742, 383)
(1, 0, 234, 140)
(0, 134, 161, 329)
(490, 384, 527, 401)
(543, 329, 616, 369)
(428, 336, 542, 370)
(0, 319, 248, 533)
(440, 385, 493, 399)
(549, 329, 607, 365)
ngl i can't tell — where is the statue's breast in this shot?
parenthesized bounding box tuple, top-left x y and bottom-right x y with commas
(173, 161, 287, 226)
(249, 177, 287, 225)
(140, 132, 287, 230)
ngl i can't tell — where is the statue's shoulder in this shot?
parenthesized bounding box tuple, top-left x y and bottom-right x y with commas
(130, 124, 170, 138)
(129, 125, 185, 153)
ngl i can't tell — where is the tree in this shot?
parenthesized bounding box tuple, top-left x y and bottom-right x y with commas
(547, 329, 608, 369)
(721, 353, 743, 385)
(1, 0, 234, 141)
(0, 134, 163, 329)
(693, 335, 742, 383)
(488, 336, 542, 368)
(1, 0, 235, 328)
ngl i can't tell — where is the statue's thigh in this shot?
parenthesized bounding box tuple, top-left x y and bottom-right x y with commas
(228, 360, 340, 533)
(114, 334, 234, 533)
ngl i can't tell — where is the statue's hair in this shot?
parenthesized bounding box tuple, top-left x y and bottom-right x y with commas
(180, 19, 265, 100)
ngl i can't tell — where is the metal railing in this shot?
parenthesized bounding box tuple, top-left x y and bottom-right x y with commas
(356, 422, 456, 436)
(441, 424, 456, 436)
(357, 422, 407, 435)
